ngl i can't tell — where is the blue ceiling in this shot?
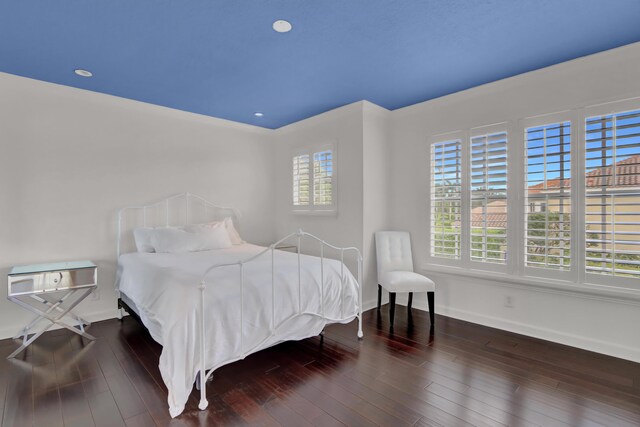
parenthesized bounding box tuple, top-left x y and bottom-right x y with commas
(1, 1, 640, 129)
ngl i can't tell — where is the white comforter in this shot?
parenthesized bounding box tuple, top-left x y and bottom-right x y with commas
(116, 244, 359, 417)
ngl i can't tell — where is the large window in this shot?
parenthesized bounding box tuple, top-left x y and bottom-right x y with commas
(430, 140, 462, 259)
(470, 131, 508, 264)
(427, 99, 640, 289)
(525, 122, 572, 270)
(292, 146, 336, 213)
(585, 109, 640, 278)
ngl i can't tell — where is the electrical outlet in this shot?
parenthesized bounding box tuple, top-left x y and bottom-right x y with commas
(504, 295, 514, 308)
(90, 288, 100, 301)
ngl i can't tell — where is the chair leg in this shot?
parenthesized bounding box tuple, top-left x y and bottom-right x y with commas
(389, 293, 396, 326)
(407, 292, 413, 310)
(427, 291, 435, 326)
(377, 284, 382, 310)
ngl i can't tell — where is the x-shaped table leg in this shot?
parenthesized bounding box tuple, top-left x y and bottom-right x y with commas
(7, 287, 96, 359)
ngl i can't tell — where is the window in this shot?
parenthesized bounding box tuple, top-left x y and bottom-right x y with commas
(430, 140, 462, 259)
(525, 122, 572, 271)
(292, 146, 336, 212)
(427, 100, 640, 291)
(470, 131, 508, 264)
(313, 150, 333, 206)
(585, 109, 640, 278)
(292, 154, 310, 206)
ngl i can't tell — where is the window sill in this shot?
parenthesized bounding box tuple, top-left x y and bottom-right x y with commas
(420, 263, 640, 305)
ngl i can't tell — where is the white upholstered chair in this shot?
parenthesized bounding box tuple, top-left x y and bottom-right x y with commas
(375, 231, 435, 327)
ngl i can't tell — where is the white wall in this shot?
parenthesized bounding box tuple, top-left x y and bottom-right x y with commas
(362, 102, 392, 305)
(388, 42, 640, 362)
(0, 73, 276, 339)
(272, 101, 393, 305)
(273, 102, 364, 266)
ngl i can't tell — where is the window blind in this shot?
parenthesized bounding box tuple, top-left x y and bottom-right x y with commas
(431, 140, 462, 259)
(292, 154, 310, 206)
(525, 122, 572, 270)
(585, 109, 640, 278)
(470, 132, 508, 263)
(313, 150, 333, 206)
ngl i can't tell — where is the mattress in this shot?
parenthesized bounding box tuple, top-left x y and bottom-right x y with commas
(115, 243, 359, 417)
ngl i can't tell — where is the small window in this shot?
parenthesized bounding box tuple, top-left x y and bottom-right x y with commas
(292, 146, 336, 213)
(430, 140, 462, 259)
(292, 154, 310, 206)
(470, 131, 508, 264)
(525, 121, 572, 271)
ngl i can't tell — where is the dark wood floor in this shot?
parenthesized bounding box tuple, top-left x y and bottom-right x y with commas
(1, 305, 639, 427)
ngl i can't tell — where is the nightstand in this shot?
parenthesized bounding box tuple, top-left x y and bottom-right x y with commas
(7, 260, 97, 359)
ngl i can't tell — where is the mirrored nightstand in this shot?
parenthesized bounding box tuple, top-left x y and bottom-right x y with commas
(7, 260, 97, 359)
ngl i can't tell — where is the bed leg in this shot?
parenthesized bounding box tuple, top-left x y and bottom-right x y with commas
(117, 307, 124, 320)
(198, 281, 208, 411)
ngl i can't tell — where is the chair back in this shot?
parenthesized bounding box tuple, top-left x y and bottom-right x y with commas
(375, 231, 414, 279)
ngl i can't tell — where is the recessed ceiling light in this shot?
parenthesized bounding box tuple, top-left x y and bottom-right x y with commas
(272, 20, 292, 33)
(74, 69, 93, 77)
(254, 112, 264, 117)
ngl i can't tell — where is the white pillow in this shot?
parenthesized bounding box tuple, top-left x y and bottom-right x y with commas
(188, 218, 243, 245)
(224, 217, 243, 245)
(133, 227, 155, 253)
(151, 223, 232, 253)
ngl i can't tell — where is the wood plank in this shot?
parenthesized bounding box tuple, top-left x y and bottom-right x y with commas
(59, 381, 95, 427)
(2, 358, 34, 427)
(87, 390, 127, 427)
(124, 412, 158, 427)
(33, 386, 63, 427)
(104, 373, 148, 420)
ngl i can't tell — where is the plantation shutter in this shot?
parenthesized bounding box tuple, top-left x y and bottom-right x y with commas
(525, 122, 572, 270)
(585, 109, 640, 278)
(431, 140, 462, 259)
(470, 132, 508, 263)
(313, 150, 333, 206)
(292, 154, 310, 206)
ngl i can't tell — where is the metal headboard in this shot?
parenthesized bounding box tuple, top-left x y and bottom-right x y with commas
(116, 193, 241, 257)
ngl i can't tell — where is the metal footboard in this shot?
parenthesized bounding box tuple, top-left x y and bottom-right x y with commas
(196, 229, 363, 410)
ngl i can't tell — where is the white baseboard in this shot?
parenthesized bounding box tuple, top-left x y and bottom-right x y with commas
(401, 299, 640, 363)
(362, 298, 378, 312)
(0, 308, 119, 341)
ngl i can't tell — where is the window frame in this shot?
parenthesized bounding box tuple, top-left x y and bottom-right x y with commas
(468, 123, 511, 274)
(291, 142, 338, 215)
(520, 111, 577, 282)
(428, 132, 465, 263)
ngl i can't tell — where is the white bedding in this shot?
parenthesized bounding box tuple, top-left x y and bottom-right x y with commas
(116, 243, 359, 418)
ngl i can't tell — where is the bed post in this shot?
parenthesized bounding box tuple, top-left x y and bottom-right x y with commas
(357, 254, 364, 339)
(198, 280, 208, 410)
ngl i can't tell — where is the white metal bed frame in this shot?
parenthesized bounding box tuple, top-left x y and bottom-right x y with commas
(116, 193, 363, 413)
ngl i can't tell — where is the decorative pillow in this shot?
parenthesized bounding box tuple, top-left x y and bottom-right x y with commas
(151, 223, 232, 253)
(187, 218, 243, 245)
(224, 217, 243, 245)
(133, 227, 155, 253)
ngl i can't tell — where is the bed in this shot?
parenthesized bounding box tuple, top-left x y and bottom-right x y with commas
(114, 193, 363, 418)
